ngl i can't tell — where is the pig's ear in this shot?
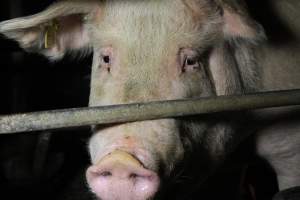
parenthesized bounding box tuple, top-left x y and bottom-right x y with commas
(209, 0, 266, 95)
(0, 0, 100, 60)
(219, 0, 265, 40)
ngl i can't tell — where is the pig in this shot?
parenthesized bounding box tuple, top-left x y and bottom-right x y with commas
(0, 0, 299, 199)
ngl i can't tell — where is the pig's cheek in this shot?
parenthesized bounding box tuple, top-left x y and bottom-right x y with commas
(88, 135, 103, 164)
(143, 121, 184, 174)
(88, 133, 117, 164)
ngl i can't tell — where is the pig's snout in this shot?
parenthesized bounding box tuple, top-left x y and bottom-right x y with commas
(86, 150, 160, 200)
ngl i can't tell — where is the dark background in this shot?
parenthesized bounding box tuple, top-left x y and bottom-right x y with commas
(0, 1, 93, 199)
(0, 0, 288, 199)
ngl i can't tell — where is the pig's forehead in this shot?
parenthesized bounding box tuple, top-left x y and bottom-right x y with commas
(90, 0, 221, 49)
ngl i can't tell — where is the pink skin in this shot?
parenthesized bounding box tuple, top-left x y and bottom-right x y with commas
(0, 0, 269, 199)
(86, 152, 160, 200)
(86, 44, 207, 199)
(90, 138, 159, 173)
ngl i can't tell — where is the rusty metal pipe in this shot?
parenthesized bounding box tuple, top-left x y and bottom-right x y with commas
(1, 89, 300, 134)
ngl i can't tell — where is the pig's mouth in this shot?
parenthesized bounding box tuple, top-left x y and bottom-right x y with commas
(86, 150, 161, 200)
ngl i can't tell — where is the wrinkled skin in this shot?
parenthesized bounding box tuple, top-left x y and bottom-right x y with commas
(0, 0, 299, 199)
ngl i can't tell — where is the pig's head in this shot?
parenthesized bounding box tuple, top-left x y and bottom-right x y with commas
(0, 0, 265, 199)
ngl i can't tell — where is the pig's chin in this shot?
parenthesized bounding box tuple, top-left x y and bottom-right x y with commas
(86, 150, 161, 200)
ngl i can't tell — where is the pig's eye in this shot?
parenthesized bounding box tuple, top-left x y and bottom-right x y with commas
(100, 55, 111, 72)
(182, 56, 200, 73)
(179, 48, 202, 73)
(103, 56, 110, 64)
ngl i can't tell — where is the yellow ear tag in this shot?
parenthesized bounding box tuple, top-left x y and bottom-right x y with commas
(44, 20, 59, 49)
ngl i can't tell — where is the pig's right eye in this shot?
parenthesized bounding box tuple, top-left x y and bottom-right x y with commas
(103, 56, 110, 64)
(179, 48, 201, 73)
(100, 55, 111, 72)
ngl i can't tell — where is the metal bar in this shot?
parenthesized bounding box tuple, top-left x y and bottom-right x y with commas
(1, 89, 300, 134)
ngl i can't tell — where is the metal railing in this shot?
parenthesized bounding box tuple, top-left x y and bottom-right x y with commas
(1, 89, 300, 134)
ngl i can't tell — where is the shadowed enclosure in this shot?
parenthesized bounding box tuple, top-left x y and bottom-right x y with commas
(0, 0, 299, 200)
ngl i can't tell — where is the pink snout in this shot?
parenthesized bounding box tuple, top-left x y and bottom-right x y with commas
(86, 150, 160, 200)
